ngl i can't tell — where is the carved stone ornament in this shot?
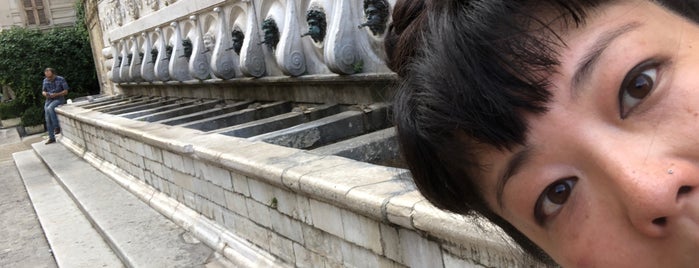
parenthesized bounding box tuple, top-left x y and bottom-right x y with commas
(239, 3, 266, 77)
(210, 7, 237, 79)
(129, 36, 143, 81)
(141, 32, 156, 81)
(276, 1, 307, 76)
(189, 15, 212, 80)
(110, 42, 121, 83)
(302, 9, 327, 43)
(358, 0, 389, 35)
(146, 0, 159, 11)
(260, 18, 280, 50)
(124, 0, 140, 20)
(230, 29, 245, 55)
(154, 27, 171, 81)
(169, 21, 192, 81)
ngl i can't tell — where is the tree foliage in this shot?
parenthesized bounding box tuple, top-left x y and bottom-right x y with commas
(0, 0, 98, 124)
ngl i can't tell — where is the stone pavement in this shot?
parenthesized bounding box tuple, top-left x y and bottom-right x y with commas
(0, 128, 56, 268)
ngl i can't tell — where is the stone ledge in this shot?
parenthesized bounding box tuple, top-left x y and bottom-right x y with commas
(56, 104, 546, 267)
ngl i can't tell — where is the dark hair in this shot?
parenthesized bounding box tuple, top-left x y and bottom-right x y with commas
(387, 0, 699, 263)
(44, 67, 56, 74)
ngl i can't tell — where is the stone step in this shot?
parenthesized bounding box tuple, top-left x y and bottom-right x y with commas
(30, 142, 226, 268)
(12, 149, 123, 268)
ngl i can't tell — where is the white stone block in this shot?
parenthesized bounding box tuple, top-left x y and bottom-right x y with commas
(246, 199, 272, 228)
(207, 181, 226, 207)
(144, 159, 164, 178)
(294, 196, 313, 225)
(221, 209, 238, 230)
(340, 240, 380, 268)
(192, 178, 210, 197)
(230, 172, 250, 197)
(182, 156, 195, 175)
(380, 224, 402, 262)
(269, 232, 295, 263)
(399, 229, 444, 267)
(200, 163, 232, 189)
(270, 210, 304, 244)
(248, 179, 275, 205)
(309, 199, 344, 238)
(162, 150, 184, 169)
(341, 210, 382, 254)
(301, 224, 342, 258)
(224, 190, 248, 217)
(183, 190, 196, 209)
(172, 170, 195, 192)
(235, 217, 271, 251)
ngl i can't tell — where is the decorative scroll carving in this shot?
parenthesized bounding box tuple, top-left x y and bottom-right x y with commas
(145, 0, 159, 11)
(154, 27, 171, 81)
(358, 0, 389, 35)
(110, 42, 121, 83)
(119, 39, 131, 81)
(140, 32, 156, 81)
(325, 0, 360, 74)
(276, 2, 306, 77)
(169, 21, 193, 82)
(129, 36, 143, 81)
(302, 9, 326, 43)
(211, 7, 237, 79)
(124, 0, 140, 20)
(188, 15, 212, 80)
(260, 18, 280, 50)
(240, 3, 266, 77)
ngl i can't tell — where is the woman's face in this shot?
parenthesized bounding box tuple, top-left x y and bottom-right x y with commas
(477, 1, 699, 266)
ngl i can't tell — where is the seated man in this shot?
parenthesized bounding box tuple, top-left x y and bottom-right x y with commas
(42, 67, 68, 144)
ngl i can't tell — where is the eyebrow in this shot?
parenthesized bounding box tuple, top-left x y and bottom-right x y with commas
(496, 147, 533, 209)
(570, 21, 642, 95)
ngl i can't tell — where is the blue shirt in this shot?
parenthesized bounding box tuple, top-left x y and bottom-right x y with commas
(43, 75, 69, 102)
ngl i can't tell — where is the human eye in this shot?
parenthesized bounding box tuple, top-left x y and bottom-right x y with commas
(618, 60, 660, 119)
(534, 177, 577, 225)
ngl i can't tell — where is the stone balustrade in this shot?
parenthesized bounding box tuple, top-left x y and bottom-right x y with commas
(101, 0, 392, 84)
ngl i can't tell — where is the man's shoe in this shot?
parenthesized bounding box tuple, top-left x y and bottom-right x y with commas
(54, 127, 61, 135)
(45, 139, 56, 145)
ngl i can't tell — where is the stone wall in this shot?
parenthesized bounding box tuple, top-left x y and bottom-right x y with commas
(55, 103, 547, 267)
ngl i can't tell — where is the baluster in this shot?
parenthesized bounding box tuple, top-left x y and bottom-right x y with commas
(169, 21, 193, 81)
(325, 0, 360, 74)
(110, 42, 121, 83)
(240, 2, 266, 77)
(119, 39, 132, 81)
(141, 32, 156, 82)
(211, 7, 237, 79)
(154, 27, 171, 81)
(276, 0, 307, 76)
(129, 36, 143, 82)
(188, 15, 212, 80)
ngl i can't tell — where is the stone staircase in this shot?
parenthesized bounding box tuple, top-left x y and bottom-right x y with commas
(9, 139, 252, 268)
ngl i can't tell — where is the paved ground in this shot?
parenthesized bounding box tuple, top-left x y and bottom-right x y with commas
(0, 128, 56, 268)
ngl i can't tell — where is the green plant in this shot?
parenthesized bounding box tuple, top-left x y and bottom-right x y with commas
(21, 105, 44, 126)
(352, 60, 364, 74)
(0, 1, 98, 110)
(0, 101, 23, 119)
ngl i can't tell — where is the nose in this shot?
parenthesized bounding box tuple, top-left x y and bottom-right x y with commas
(607, 162, 697, 238)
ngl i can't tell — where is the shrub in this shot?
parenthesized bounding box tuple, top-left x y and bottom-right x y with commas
(0, 101, 22, 119)
(21, 105, 44, 126)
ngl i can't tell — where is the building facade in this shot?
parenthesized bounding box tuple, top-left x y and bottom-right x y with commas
(0, 0, 77, 30)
